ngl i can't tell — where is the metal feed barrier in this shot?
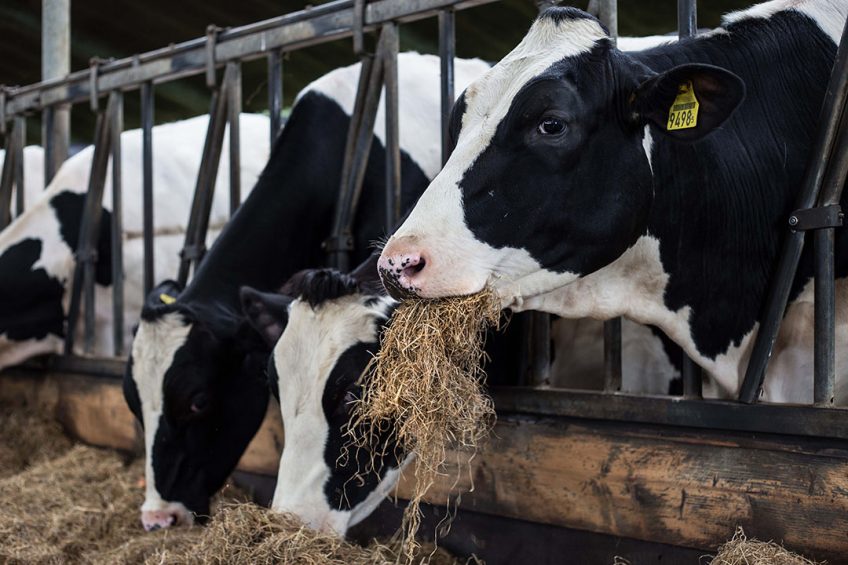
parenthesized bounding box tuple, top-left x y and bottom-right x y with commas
(0, 0, 847, 449)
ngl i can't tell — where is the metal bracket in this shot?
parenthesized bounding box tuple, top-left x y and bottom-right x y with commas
(0, 86, 6, 135)
(206, 25, 223, 89)
(180, 243, 207, 262)
(352, 0, 370, 57)
(75, 248, 99, 263)
(788, 204, 844, 231)
(89, 57, 105, 112)
(322, 234, 355, 253)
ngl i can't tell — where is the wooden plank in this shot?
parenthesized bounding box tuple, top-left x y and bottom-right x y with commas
(396, 417, 848, 561)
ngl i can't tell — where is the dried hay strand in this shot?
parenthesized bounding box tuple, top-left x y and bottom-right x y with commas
(712, 527, 823, 565)
(0, 404, 73, 478)
(138, 502, 462, 565)
(347, 288, 501, 560)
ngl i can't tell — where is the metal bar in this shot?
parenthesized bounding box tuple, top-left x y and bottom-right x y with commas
(110, 91, 124, 357)
(140, 82, 155, 296)
(42, 0, 70, 175)
(438, 9, 455, 165)
(267, 50, 283, 147)
(597, 0, 617, 44)
(491, 387, 848, 442)
(677, 0, 697, 40)
(227, 61, 242, 215)
(0, 127, 15, 229)
(13, 116, 25, 217)
(739, 18, 848, 403)
(42, 106, 56, 184)
(6, 0, 501, 116)
(177, 67, 232, 285)
(382, 23, 400, 228)
(603, 316, 622, 392)
(682, 356, 702, 398)
(65, 94, 116, 354)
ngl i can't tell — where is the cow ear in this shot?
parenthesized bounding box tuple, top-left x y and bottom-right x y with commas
(632, 63, 745, 142)
(239, 286, 292, 348)
(145, 279, 183, 309)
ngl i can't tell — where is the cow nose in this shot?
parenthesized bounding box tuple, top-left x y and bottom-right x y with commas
(141, 509, 180, 531)
(378, 247, 428, 299)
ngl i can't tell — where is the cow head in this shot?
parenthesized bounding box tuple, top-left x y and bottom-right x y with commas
(378, 8, 743, 305)
(242, 269, 403, 536)
(122, 279, 269, 531)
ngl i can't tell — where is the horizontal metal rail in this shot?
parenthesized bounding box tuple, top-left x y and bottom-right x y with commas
(2, 0, 497, 119)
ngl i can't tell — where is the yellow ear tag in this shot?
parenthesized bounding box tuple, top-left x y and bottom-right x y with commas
(667, 81, 699, 131)
(159, 293, 177, 305)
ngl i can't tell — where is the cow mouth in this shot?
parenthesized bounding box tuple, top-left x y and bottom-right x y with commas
(378, 267, 421, 300)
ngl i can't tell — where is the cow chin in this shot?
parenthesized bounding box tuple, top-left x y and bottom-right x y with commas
(140, 500, 194, 531)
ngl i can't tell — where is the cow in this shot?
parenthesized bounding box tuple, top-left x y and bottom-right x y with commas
(0, 114, 269, 369)
(0, 145, 46, 211)
(378, 0, 848, 404)
(122, 53, 492, 532)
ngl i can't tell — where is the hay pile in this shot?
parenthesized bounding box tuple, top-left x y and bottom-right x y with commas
(712, 527, 822, 565)
(348, 288, 501, 559)
(0, 407, 73, 478)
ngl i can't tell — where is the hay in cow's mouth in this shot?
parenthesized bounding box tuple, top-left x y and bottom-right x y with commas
(346, 287, 501, 561)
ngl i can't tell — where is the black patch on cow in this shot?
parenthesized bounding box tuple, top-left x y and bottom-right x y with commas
(453, 9, 845, 361)
(538, 6, 608, 34)
(281, 268, 361, 307)
(0, 238, 65, 341)
(323, 341, 401, 511)
(50, 191, 113, 286)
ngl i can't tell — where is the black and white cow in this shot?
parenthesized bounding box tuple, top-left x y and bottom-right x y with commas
(241, 268, 402, 535)
(0, 114, 269, 369)
(122, 53, 491, 531)
(0, 145, 46, 210)
(379, 0, 848, 404)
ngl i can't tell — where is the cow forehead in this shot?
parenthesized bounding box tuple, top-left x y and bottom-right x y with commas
(131, 312, 192, 411)
(273, 295, 386, 402)
(460, 14, 606, 141)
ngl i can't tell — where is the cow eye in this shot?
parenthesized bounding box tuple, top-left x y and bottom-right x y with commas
(538, 117, 566, 136)
(190, 393, 210, 415)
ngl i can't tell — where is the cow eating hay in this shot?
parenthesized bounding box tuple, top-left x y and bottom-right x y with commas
(348, 287, 501, 559)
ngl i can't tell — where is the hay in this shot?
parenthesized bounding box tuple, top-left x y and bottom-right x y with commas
(712, 527, 823, 565)
(0, 405, 73, 478)
(348, 288, 501, 560)
(137, 502, 462, 565)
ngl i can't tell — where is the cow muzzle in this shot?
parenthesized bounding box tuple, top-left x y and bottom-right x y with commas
(378, 239, 429, 299)
(140, 502, 194, 531)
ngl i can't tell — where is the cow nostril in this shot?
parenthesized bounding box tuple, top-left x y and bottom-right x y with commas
(403, 257, 426, 278)
(167, 514, 177, 527)
(147, 524, 160, 532)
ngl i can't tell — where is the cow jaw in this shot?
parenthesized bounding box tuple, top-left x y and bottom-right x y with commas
(131, 312, 193, 528)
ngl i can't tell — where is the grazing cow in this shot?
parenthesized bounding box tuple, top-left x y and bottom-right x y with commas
(0, 114, 269, 369)
(379, 0, 848, 403)
(122, 53, 491, 531)
(0, 145, 46, 211)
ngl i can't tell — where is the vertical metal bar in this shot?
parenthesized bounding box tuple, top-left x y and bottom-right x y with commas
(603, 316, 622, 392)
(227, 61, 242, 215)
(740, 17, 848, 403)
(65, 94, 115, 354)
(13, 116, 25, 217)
(110, 91, 124, 356)
(178, 67, 231, 286)
(0, 127, 15, 230)
(42, 0, 70, 179)
(597, 0, 618, 45)
(677, 0, 697, 40)
(438, 9, 455, 165)
(140, 82, 155, 297)
(599, 0, 620, 391)
(267, 50, 283, 147)
(42, 106, 56, 184)
(382, 23, 400, 228)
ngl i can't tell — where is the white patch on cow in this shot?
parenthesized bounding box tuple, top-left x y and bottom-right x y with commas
(305, 53, 490, 181)
(131, 312, 193, 519)
(0, 145, 46, 212)
(722, 0, 847, 44)
(617, 35, 675, 51)
(381, 17, 605, 299)
(642, 125, 654, 176)
(270, 294, 397, 535)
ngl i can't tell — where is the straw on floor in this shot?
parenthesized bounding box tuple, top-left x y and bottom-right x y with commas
(712, 527, 823, 565)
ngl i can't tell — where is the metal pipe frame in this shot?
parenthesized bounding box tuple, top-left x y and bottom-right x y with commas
(382, 23, 401, 229)
(438, 9, 455, 165)
(227, 61, 243, 215)
(13, 117, 25, 217)
(110, 91, 125, 356)
(267, 50, 284, 147)
(140, 82, 155, 296)
(3, 0, 500, 118)
(739, 18, 848, 403)
(65, 92, 118, 354)
(177, 64, 235, 286)
(0, 122, 18, 230)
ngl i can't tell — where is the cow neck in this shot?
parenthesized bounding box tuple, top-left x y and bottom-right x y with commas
(631, 10, 846, 362)
(178, 92, 351, 322)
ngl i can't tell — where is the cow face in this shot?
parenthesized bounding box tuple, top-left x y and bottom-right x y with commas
(243, 270, 403, 536)
(378, 8, 743, 304)
(123, 280, 269, 531)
